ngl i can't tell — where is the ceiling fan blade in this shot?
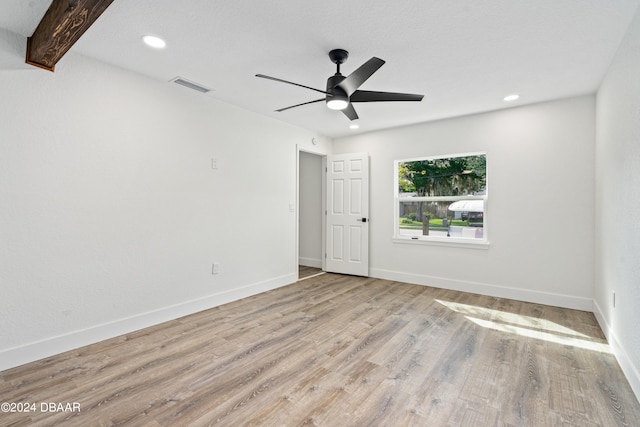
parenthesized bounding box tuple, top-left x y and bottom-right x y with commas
(256, 74, 328, 95)
(341, 103, 359, 121)
(350, 90, 424, 103)
(336, 57, 385, 96)
(275, 98, 325, 112)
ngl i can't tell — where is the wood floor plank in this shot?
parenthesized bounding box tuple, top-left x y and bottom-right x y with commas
(1, 273, 639, 426)
(298, 265, 323, 280)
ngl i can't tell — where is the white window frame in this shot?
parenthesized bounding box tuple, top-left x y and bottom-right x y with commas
(393, 152, 489, 249)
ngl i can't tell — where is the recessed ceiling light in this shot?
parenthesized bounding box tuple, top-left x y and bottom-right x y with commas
(503, 94, 520, 102)
(349, 123, 359, 129)
(142, 35, 166, 49)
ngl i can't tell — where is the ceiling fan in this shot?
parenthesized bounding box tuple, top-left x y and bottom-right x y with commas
(256, 49, 424, 121)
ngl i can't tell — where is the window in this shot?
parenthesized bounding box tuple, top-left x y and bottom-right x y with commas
(394, 153, 487, 247)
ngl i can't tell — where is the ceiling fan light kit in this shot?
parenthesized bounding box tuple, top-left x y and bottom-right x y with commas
(326, 88, 349, 110)
(326, 98, 348, 110)
(256, 49, 424, 121)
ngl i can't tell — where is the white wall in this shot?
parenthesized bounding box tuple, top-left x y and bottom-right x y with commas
(594, 5, 640, 398)
(0, 32, 331, 370)
(334, 96, 595, 310)
(298, 151, 323, 268)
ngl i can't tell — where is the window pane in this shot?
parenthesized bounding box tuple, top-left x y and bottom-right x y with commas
(398, 154, 486, 196)
(399, 200, 484, 239)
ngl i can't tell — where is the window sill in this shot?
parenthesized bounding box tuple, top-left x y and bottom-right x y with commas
(392, 236, 490, 250)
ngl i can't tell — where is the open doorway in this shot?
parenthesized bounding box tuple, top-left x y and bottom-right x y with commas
(298, 150, 324, 280)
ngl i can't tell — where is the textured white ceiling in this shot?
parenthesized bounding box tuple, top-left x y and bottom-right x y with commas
(2, 0, 639, 138)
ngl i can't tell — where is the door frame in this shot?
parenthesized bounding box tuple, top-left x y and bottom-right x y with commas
(296, 145, 327, 279)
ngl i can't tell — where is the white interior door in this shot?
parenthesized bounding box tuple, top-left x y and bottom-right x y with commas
(325, 153, 369, 276)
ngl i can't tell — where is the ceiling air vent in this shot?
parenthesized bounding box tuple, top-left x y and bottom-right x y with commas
(170, 77, 212, 94)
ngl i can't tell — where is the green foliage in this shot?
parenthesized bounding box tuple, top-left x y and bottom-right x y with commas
(399, 155, 486, 196)
(399, 216, 469, 228)
(398, 163, 416, 193)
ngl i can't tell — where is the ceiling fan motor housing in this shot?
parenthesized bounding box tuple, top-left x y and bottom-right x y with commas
(326, 73, 348, 108)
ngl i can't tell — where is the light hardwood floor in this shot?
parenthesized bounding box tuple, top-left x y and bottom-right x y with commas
(1, 273, 639, 426)
(298, 265, 323, 280)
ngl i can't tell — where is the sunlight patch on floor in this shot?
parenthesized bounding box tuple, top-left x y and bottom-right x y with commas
(435, 299, 611, 354)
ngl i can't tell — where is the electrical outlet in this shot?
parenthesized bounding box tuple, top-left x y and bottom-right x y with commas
(212, 263, 220, 275)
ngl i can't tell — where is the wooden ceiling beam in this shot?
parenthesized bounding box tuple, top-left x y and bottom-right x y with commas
(26, 0, 115, 72)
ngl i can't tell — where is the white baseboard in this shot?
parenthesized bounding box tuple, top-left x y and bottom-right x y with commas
(592, 299, 613, 343)
(369, 268, 593, 311)
(0, 273, 296, 372)
(592, 299, 640, 402)
(299, 257, 322, 268)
